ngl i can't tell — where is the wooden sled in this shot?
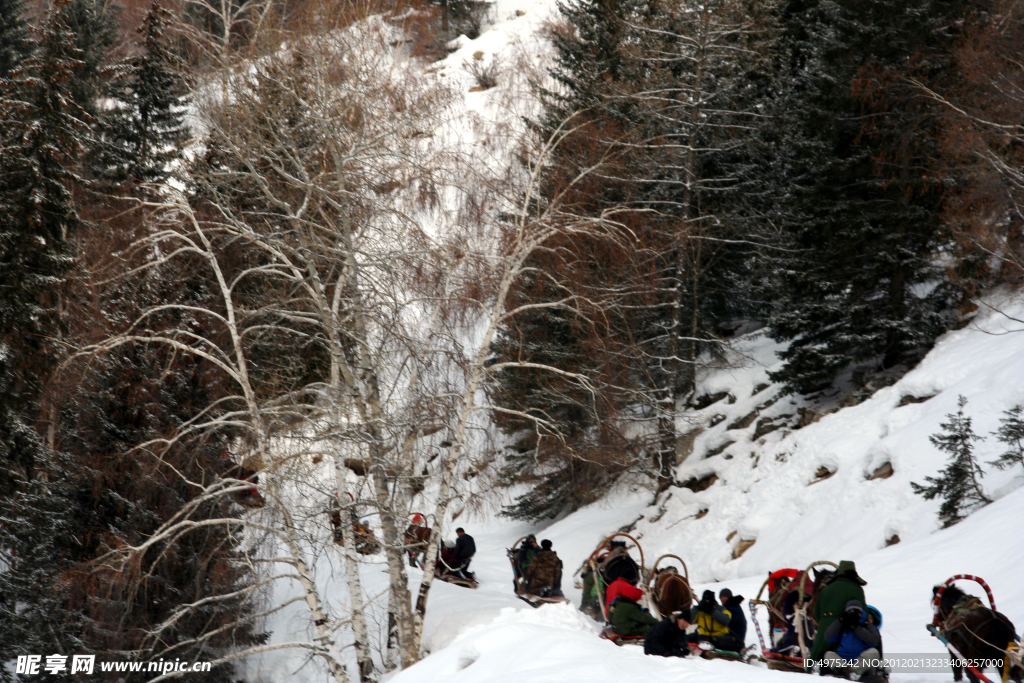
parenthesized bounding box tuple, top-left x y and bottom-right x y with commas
(599, 628, 646, 646)
(516, 590, 570, 608)
(437, 572, 478, 589)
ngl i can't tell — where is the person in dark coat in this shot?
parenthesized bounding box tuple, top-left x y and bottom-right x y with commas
(610, 593, 659, 637)
(720, 588, 747, 647)
(451, 528, 476, 580)
(810, 560, 867, 661)
(645, 611, 692, 658)
(525, 539, 563, 596)
(517, 535, 538, 575)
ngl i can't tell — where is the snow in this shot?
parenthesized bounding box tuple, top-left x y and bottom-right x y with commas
(383, 294, 1024, 683)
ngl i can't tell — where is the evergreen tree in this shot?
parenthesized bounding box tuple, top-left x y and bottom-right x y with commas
(61, 0, 117, 119)
(0, 0, 31, 79)
(95, 0, 190, 186)
(0, 0, 87, 491)
(765, 0, 985, 393)
(912, 395, 991, 527)
(990, 404, 1024, 470)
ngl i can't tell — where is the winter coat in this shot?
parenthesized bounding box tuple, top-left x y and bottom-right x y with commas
(525, 549, 561, 592)
(691, 595, 732, 639)
(724, 595, 747, 645)
(606, 577, 642, 609)
(453, 534, 476, 567)
(610, 597, 658, 637)
(518, 543, 537, 573)
(810, 575, 866, 659)
(824, 605, 881, 660)
(644, 617, 691, 657)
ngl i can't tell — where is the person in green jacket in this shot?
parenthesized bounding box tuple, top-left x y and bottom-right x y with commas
(610, 595, 659, 636)
(809, 560, 867, 661)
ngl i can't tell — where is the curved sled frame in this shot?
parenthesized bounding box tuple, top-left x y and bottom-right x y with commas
(586, 533, 645, 623)
(646, 554, 691, 620)
(748, 561, 838, 669)
(932, 574, 997, 623)
(650, 554, 689, 581)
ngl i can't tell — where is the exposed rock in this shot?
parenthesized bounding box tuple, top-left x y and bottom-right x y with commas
(839, 392, 866, 409)
(752, 383, 770, 396)
(692, 391, 730, 410)
(885, 534, 901, 547)
(726, 393, 737, 404)
(704, 440, 735, 459)
(695, 508, 709, 519)
(680, 473, 718, 493)
(808, 466, 835, 485)
(757, 395, 780, 411)
(898, 394, 935, 407)
(675, 428, 705, 464)
(734, 538, 756, 559)
(868, 462, 894, 480)
(726, 530, 737, 542)
(753, 415, 793, 440)
(797, 407, 824, 428)
(708, 414, 727, 428)
(728, 410, 758, 431)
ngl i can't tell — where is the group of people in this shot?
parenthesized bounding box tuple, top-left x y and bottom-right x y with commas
(604, 582, 747, 658)
(515, 535, 565, 598)
(590, 551, 885, 681)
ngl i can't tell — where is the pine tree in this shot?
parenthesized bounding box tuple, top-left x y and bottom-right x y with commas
(95, 0, 190, 186)
(0, 0, 87, 490)
(0, 0, 31, 79)
(61, 0, 117, 119)
(764, 0, 986, 394)
(990, 404, 1024, 471)
(912, 395, 991, 527)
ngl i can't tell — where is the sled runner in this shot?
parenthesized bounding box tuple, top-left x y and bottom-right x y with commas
(599, 628, 646, 646)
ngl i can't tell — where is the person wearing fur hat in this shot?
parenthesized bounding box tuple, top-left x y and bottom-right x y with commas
(810, 560, 867, 661)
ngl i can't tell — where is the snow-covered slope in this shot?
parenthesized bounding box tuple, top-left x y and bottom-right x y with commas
(389, 294, 1024, 682)
(393, 486, 1024, 683)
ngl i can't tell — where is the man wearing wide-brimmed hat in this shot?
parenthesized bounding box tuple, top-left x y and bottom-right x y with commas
(809, 560, 868, 662)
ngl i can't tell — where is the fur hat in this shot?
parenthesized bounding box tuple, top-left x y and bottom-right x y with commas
(837, 560, 867, 585)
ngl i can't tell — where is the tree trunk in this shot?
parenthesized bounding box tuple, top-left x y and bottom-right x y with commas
(334, 457, 375, 682)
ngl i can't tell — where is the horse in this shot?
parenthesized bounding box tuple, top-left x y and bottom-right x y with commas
(934, 584, 1022, 683)
(403, 523, 431, 567)
(650, 566, 693, 618)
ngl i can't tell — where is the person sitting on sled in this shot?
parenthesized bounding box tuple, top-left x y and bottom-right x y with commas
(450, 527, 476, 581)
(690, 590, 741, 653)
(524, 539, 563, 597)
(518, 535, 539, 575)
(720, 588, 747, 648)
(645, 611, 693, 658)
(820, 601, 885, 682)
(609, 580, 658, 637)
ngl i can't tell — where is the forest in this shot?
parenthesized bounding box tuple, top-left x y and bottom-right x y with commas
(0, 0, 1022, 680)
